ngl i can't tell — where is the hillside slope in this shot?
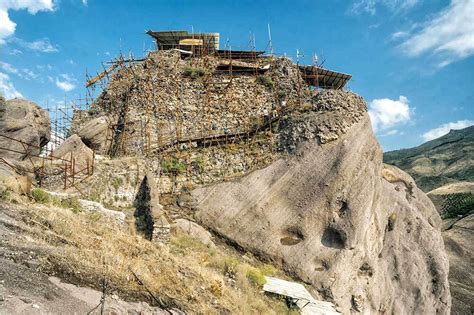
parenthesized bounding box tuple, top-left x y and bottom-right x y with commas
(384, 126, 474, 192)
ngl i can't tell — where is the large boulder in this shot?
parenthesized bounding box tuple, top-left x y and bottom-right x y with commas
(77, 116, 110, 154)
(172, 218, 216, 248)
(192, 92, 450, 314)
(52, 134, 94, 172)
(0, 160, 31, 196)
(0, 97, 50, 160)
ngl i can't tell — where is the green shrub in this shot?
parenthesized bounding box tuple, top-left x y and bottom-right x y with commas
(260, 264, 277, 276)
(246, 267, 267, 287)
(183, 67, 206, 79)
(256, 75, 274, 89)
(0, 188, 11, 201)
(160, 158, 187, 174)
(193, 157, 205, 173)
(60, 197, 82, 214)
(111, 177, 123, 191)
(223, 257, 240, 277)
(32, 188, 51, 203)
(209, 256, 240, 277)
(170, 234, 210, 255)
(89, 191, 101, 202)
(88, 107, 99, 115)
(87, 212, 103, 222)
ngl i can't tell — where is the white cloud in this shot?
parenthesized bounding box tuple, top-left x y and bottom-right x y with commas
(21, 68, 38, 80)
(55, 74, 76, 92)
(398, 0, 474, 66)
(0, 61, 38, 80)
(368, 96, 412, 131)
(7, 48, 22, 55)
(10, 37, 59, 53)
(82, 0, 88, 6)
(0, 61, 19, 75)
(422, 120, 474, 141)
(350, 0, 419, 15)
(0, 72, 23, 99)
(380, 129, 399, 136)
(0, 0, 54, 44)
(391, 31, 409, 41)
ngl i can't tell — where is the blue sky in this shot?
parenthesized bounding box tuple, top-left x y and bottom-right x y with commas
(0, 0, 473, 151)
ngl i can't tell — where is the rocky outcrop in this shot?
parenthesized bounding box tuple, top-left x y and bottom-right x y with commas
(77, 116, 110, 154)
(192, 92, 451, 314)
(0, 161, 31, 196)
(0, 97, 50, 160)
(52, 135, 94, 171)
(172, 219, 216, 248)
(279, 90, 366, 151)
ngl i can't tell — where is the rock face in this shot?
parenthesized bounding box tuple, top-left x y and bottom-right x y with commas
(384, 125, 474, 192)
(443, 214, 474, 315)
(0, 97, 50, 160)
(278, 90, 366, 151)
(172, 219, 216, 248)
(192, 93, 450, 314)
(52, 134, 94, 171)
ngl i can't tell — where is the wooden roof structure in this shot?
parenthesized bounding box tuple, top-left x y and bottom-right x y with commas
(146, 30, 219, 53)
(299, 65, 352, 89)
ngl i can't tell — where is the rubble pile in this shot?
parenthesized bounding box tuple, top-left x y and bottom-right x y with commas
(279, 90, 367, 151)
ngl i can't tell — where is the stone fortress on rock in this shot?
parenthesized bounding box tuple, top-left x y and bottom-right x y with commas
(0, 29, 453, 314)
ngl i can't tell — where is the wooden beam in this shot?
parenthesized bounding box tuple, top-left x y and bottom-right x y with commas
(85, 62, 120, 87)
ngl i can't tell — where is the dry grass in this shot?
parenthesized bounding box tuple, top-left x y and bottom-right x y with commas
(13, 201, 292, 314)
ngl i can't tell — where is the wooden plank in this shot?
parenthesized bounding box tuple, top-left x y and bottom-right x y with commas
(85, 63, 120, 87)
(263, 277, 340, 315)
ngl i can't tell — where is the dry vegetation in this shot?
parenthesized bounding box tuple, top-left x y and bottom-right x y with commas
(8, 196, 296, 314)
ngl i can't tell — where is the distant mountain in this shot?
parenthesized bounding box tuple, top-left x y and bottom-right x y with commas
(384, 126, 474, 192)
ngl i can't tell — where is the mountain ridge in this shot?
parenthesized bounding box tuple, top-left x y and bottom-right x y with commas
(384, 125, 474, 192)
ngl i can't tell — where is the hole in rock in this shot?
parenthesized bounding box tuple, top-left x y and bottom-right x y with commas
(321, 226, 345, 249)
(280, 226, 304, 246)
(338, 200, 349, 216)
(358, 262, 373, 277)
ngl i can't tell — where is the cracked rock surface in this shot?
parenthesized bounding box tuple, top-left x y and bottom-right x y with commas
(193, 106, 451, 313)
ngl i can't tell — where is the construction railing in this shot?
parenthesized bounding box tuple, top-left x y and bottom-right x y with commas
(0, 134, 94, 194)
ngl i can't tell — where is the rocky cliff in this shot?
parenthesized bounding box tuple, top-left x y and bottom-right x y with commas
(384, 128, 474, 315)
(0, 96, 50, 160)
(192, 92, 451, 314)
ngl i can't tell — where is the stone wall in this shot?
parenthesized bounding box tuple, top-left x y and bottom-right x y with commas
(74, 50, 311, 158)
